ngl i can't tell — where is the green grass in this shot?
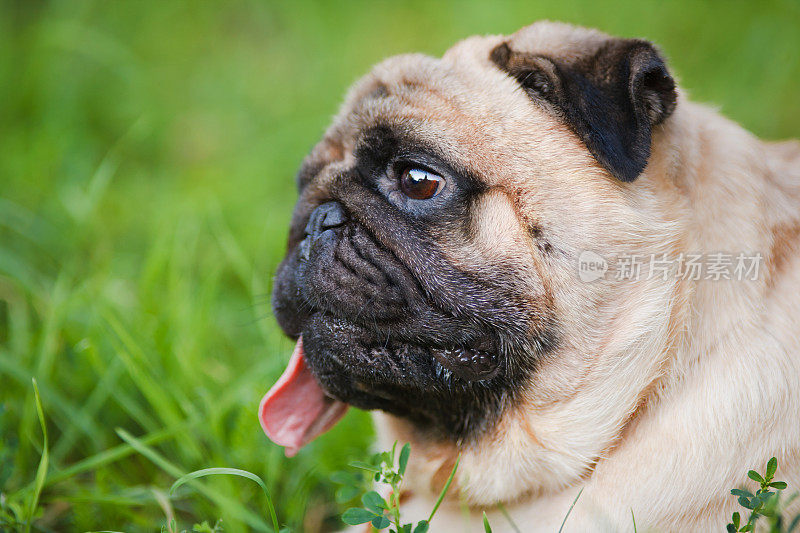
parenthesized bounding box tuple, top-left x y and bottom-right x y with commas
(1, 1, 799, 531)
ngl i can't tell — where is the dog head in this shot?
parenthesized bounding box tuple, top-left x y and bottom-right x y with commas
(263, 21, 685, 501)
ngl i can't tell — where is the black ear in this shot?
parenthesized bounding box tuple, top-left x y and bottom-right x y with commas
(490, 39, 676, 182)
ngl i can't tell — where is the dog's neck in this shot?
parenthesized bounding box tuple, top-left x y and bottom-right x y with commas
(666, 101, 796, 363)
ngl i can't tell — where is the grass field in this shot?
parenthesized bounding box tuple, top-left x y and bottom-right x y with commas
(1, 1, 799, 531)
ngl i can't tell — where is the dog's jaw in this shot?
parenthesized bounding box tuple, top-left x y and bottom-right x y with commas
(270, 192, 554, 446)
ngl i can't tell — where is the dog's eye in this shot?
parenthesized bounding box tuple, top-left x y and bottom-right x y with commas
(399, 167, 444, 200)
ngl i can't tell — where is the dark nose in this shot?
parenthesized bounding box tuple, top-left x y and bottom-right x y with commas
(300, 201, 348, 259)
(305, 201, 347, 238)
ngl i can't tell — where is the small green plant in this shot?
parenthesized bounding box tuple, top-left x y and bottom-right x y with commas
(727, 457, 800, 532)
(189, 520, 224, 533)
(336, 442, 459, 533)
(160, 518, 225, 533)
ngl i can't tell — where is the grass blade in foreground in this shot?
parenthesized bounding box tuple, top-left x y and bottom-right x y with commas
(558, 487, 584, 533)
(428, 455, 460, 523)
(170, 468, 280, 532)
(497, 502, 522, 533)
(25, 379, 49, 533)
(116, 428, 272, 532)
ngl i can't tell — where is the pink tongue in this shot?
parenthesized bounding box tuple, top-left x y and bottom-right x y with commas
(259, 337, 348, 457)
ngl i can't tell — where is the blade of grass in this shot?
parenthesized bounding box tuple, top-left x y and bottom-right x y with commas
(558, 487, 584, 533)
(103, 312, 203, 461)
(103, 302, 202, 424)
(0, 247, 44, 310)
(459, 492, 471, 529)
(23, 419, 194, 491)
(25, 379, 49, 533)
(152, 488, 176, 533)
(428, 454, 460, 523)
(61, 489, 164, 506)
(0, 349, 102, 439)
(0, 197, 53, 246)
(115, 428, 272, 532)
(170, 468, 279, 532)
(207, 203, 275, 345)
(34, 272, 70, 377)
(108, 385, 160, 433)
(69, 117, 149, 225)
(208, 201, 255, 294)
(3, 281, 32, 367)
(497, 502, 522, 533)
(52, 358, 124, 462)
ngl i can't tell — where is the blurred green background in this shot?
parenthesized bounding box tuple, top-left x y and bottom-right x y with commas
(1, 1, 798, 531)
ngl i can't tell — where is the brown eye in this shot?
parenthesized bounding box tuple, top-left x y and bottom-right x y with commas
(399, 167, 444, 200)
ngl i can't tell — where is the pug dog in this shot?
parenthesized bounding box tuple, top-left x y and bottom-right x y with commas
(260, 21, 800, 531)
